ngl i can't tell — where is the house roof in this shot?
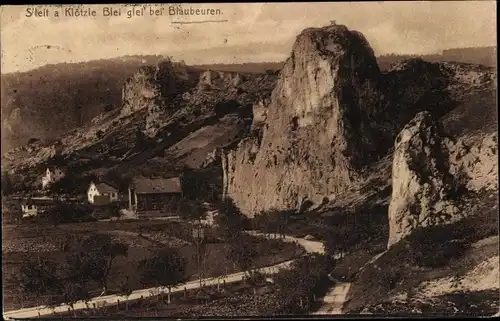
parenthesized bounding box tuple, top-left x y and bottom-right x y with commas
(95, 182, 118, 193)
(131, 177, 182, 194)
(21, 198, 55, 206)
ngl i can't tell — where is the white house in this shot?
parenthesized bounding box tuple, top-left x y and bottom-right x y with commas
(41, 167, 65, 189)
(21, 197, 54, 218)
(21, 202, 38, 218)
(199, 210, 218, 227)
(87, 181, 119, 204)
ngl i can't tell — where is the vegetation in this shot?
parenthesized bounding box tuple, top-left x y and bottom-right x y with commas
(321, 204, 389, 259)
(343, 191, 499, 314)
(46, 173, 97, 197)
(108, 202, 123, 218)
(1, 55, 166, 149)
(18, 256, 63, 307)
(65, 234, 129, 295)
(178, 199, 207, 222)
(251, 209, 293, 237)
(2, 171, 14, 196)
(214, 198, 249, 237)
(225, 233, 259, 276)
(45, 201, 95, 225)
(272, 253, 332, 315)
(138, 247, 188, 290)
(17, 235, 129, 308)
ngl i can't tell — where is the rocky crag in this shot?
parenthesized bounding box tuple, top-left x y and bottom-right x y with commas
(219, 25, 388, 216)
(387, 111, 497, 247)
(219, 24, 497, 221)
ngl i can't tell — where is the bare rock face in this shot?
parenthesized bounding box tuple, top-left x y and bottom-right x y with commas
(121, 60, 189, 137)
(387, 111, 498, 247)
(198, 70, 246, 90)
(221, 25, 384, 216)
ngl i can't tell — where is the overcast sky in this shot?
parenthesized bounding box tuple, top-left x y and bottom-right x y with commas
(1, 2, 496, 74)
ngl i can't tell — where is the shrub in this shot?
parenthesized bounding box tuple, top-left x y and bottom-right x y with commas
(377, 265, 404, 290)
(245, 270, 267, 287)
(406, 226, 470, 268)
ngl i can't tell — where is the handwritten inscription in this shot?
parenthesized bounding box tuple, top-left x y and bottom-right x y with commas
(25, 6, 224, 19)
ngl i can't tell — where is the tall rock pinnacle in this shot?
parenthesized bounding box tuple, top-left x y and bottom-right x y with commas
(221, 24, 385, 216)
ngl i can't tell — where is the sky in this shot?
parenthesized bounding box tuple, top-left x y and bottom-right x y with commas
(0, 2, 497, 74)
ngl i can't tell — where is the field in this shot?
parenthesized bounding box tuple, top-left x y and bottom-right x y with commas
(2, 219, 304, 311)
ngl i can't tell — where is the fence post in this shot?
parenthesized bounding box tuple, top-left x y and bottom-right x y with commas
(184, 287, 187, 299)
(168, 287, 171, 304)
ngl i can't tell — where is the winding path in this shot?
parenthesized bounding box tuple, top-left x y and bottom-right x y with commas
(3, 230, 324, 320)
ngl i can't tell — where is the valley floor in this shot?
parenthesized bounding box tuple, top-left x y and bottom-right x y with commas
(2, 220, 304, 312)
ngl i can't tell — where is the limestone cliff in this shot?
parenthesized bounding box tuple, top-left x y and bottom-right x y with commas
(221, 25, 385, 216)
(387, 111, 498, 247)
(121, 60, 196, 137)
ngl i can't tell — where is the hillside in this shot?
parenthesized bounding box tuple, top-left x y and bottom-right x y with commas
(1, 46, 494, 154)
(1, 25, 497, 317)
(1, 55, 168, 151)
(1, 61, 278, 196)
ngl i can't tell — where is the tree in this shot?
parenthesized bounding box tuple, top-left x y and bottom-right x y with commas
(323, 224, 361, 259)
(215, 198, 248, 237)
(179, 199, 207, 222)
(225, 233, 258, 276)
(17, 254, 95, 311)
(273, 254, 330, 314)
(108, 202, 122, 219)
(138, 247, 187, 291)
(104, 170, 132, 193)
(18, 255, 63, 307)
(66, 234, 129, 295)
(1, 171, 14, 196)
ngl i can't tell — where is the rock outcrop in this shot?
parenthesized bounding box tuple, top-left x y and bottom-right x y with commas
(387, 111, 498, 247)
(198, 70, 246, 90)
(121, 60, 194, 137)
(221, 25, 385, 216)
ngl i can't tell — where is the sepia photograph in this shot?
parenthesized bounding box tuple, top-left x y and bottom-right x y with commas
(1, 1, 498, 318)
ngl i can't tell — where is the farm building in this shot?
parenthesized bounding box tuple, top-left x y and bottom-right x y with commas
(128, 177, 183, 217)
(41, 167, 65, 189)
(87, 181, 119, 204)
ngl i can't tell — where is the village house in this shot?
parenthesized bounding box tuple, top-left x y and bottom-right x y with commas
(87, 181, 119, 205)
(20, 197, 55, 218)
(199, 209, 218, 227)
(41, 167, 65, 189)
(128, 176, 183, 217)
